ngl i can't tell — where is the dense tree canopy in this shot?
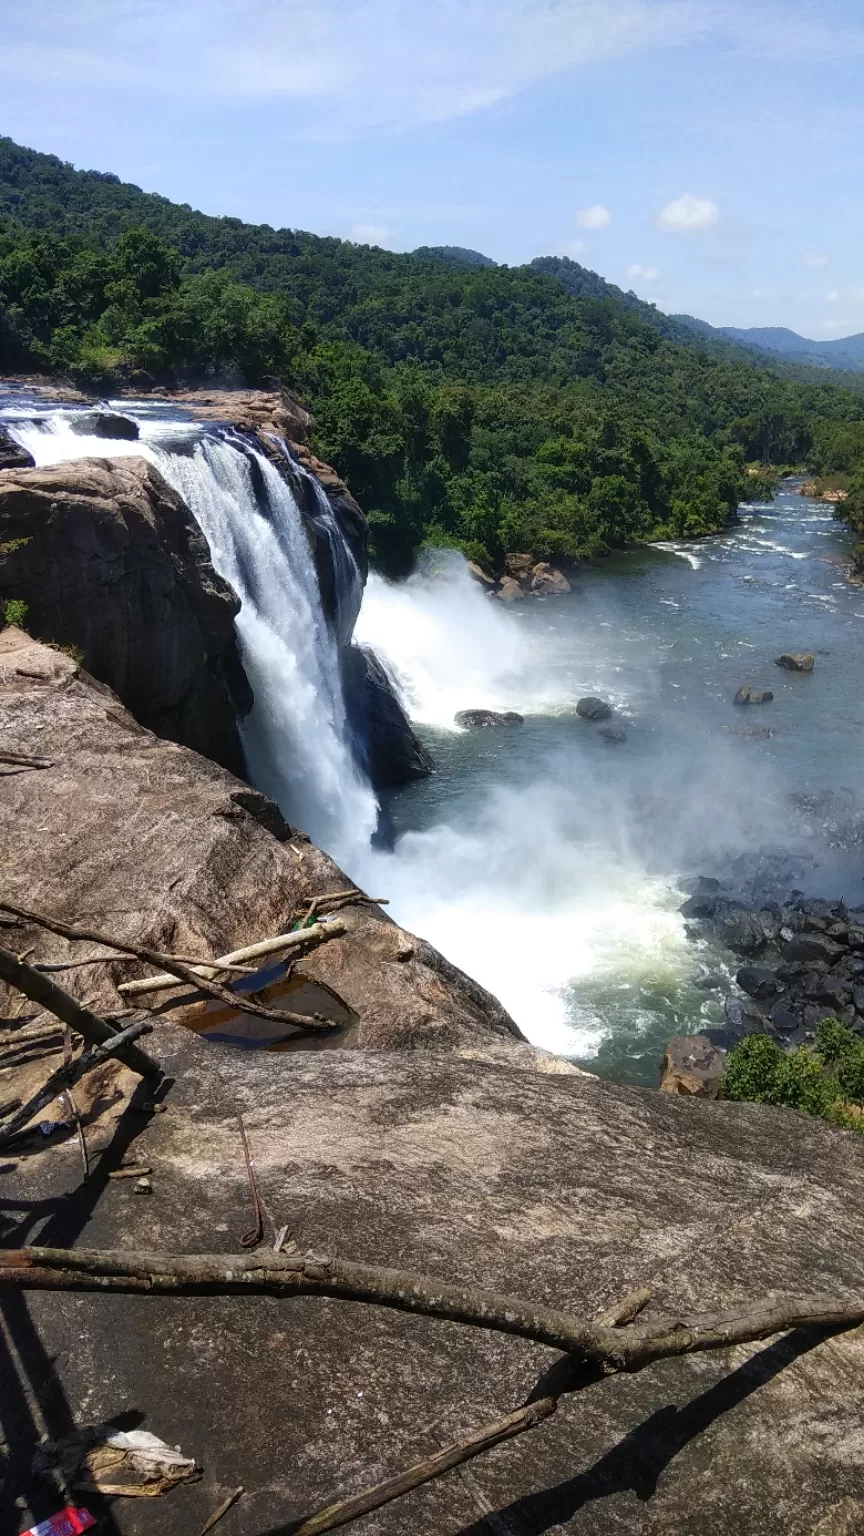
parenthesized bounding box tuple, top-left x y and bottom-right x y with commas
(2, 135, 864, 573)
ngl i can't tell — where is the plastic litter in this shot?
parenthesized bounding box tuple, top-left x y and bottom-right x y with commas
(33, 1425, 201, 1498)
(24, 1508, 96, 1536)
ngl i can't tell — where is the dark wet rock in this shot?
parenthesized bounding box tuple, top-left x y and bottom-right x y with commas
(733, 684, 773, 705)
(576, 695, 613, 722)
(803, 974, 849, 1008)
(771, 1001, 804, 1033)
(725, 995, 769, 1034)
(659, 1035, 725, 1098)
(853, 986, 864, 1016)
(343, 645, 433, 788)
(0, 425, 34, 471)
(598, 725, 627, 744)
(847, 929, 864, 952)
(776, 961, 811, 984)
(733, 684, 752, 706)
(737, 966, 781, 1000)
(804, 1005, 838, 1031)
(781, 933, 845, 966)
(718, 909, 768, 956)
(775, 652, 815, 672)
(682, 876, 721, 896)
(757, 907, 782, 944)
(454, 708, 525, 728)
(702, 1025, 743, 1051)
(694, 972, 728, 990)
(70, 410, 140, 440)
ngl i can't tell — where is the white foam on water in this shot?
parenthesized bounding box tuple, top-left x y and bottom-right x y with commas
(654, 541, 702, 569)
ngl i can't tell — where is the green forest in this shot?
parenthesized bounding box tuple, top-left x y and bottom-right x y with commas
(2, 135, 864, 573)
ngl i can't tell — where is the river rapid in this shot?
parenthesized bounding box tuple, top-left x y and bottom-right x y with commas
(3, 387, 862, 1084)
(355, 489, 864, 1082)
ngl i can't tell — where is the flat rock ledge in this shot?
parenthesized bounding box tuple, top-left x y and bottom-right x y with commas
(3, 1025, 864, 1535)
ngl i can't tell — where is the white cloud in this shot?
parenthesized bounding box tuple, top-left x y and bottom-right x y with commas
(349, 223, 395, 246)
(825, 289, 841, 303)
(657, 194, 719, 231)
(802, 252, 829, 268)
(0, 1, 788, 137)
(625, 263, 660, 282)
(1, 1, 862, 142)
(576, 203, 612, 230)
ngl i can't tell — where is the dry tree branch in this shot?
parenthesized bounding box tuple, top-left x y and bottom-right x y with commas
(0, 1019, 153, 1148)
(0, 901, 339, 1034)
(281, 1399, 557, 1536)
(277, 1289, 650, 1535)
(118, 920, 345, 999)
(0, 948, 159, 1079)
(0, 1248, 860, 1369)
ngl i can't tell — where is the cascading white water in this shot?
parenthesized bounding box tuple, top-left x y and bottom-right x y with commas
(6, 406, 379, 865)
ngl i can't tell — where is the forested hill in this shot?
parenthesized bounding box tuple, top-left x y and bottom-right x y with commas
(2, 133, 864, 574)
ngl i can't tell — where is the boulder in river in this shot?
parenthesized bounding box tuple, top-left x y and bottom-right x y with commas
(576, 695, 613, 722)
(775, 652, 815, 672)
(70, 410, 140, 440)
(734, 685, 774, 705)
(0, 426, 34, 472)
(736, 965, 781, 1000)
(504, 552, 534, 580)
(530, 561, 571, 595)
(659, 1034, 725, 1097)
(343, 644, 433, 787)
(466, 560, 495, 586)
(454, 708, 524, 728)
(496, 575, 525, 601)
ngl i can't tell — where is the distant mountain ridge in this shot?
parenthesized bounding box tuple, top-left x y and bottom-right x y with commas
(674, 315, 864, 374)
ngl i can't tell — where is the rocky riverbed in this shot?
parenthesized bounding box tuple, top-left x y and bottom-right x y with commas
(682, 880, 864, 1053)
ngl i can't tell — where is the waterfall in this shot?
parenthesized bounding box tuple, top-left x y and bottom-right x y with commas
(4, 405, 379, 866)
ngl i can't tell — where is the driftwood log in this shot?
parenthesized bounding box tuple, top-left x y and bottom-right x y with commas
(118, 919, 346, 999)
(0, 947, 159, 1079)
(0, 900, 342, 1033)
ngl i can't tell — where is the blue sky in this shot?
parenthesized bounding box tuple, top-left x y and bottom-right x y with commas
(2, 0, 863, 337)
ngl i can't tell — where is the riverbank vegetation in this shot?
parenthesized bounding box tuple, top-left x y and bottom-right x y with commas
(723, 1019, 864, 1134)
(3, 137, 864, 572)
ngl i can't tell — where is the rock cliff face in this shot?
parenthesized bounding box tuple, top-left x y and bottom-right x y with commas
(0, 629, 515, 1051)
(0, 456, 250, 773)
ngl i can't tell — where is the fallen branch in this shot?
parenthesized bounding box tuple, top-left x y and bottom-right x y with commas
(0, 750, 53, 769)
(0, 901, 339, 1034)
(0, 1248, 860, 1370)
(283, 1400, 557, 1536)
(280, 1289, 649, 1535)
(0, 1019, 154, 1148)
(0, 948, 159, 1080)
(118, 919, 346, 999)
(199, 1486, 244, 1536)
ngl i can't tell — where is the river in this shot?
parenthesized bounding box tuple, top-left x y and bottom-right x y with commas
(354, 487, 864, 1083)
(3, 387, 862, 1085)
